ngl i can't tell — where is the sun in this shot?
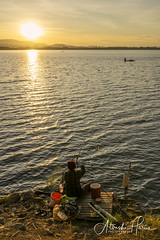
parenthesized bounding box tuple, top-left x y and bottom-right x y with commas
(20, 22, 43, 40)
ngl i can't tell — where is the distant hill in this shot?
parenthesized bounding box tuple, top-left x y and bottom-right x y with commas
(49, 44, 81, 49)
(0, 39, 48, 49)
(0, 39, 160, 50)
(0, 40, 85, 50)
(0, 40, 96, 50)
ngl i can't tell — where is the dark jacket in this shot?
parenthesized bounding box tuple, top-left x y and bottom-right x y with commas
(64, 165, 85, 197)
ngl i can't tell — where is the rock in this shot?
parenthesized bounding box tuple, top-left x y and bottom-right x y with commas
(0, 217, 5, 225)
(12, 223, 26, 231)
(0, 208, 4, 214)
(12, 207, 17, 213)
(7, 193, 21, 204)
(47, 219, 53, 226)
(23, 201, 32, 208)
(35, 189, 50, 196)
(21, 191, 34, 202)
(17, 213, 27, 218)
(34, 197, 44, 203)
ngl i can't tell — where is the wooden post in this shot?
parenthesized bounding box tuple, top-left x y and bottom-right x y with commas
(123, 162, 131, 198)
(128, 162, 131, 181)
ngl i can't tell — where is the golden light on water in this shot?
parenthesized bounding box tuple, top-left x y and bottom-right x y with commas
(27, 50, 38, 64)
(26, 50, 42, 109)
(27, 50, 38, 81)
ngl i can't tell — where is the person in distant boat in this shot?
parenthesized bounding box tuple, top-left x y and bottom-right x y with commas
(124, 58, 135, 62)
(63, 160, 86, 197)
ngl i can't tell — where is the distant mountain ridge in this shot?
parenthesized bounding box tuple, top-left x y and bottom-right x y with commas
(49, 44, 80, 48)
(0, 39, 48, 49)
(0, 39, 84, 49)
(0, 39, 160, 50)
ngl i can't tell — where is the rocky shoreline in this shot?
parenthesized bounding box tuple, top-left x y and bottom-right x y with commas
(0, 190, 96, 239)
(0, 190, 159, 240)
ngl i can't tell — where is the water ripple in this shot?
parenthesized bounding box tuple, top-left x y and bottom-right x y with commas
(0, 50, 160, 210)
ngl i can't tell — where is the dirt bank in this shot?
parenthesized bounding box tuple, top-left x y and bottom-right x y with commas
(0, 190, 159, 240)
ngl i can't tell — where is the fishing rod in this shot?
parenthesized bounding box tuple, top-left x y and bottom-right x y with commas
(90, 202, 119, 222)
(85, 166, 130, 172)
(88, 202, 106, 220)
(74, 145, 82, 167)
(86, 163, 132, 191)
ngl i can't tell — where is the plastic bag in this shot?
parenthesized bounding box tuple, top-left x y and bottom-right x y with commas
(53, 200, 80, 221)
(62, 200, 79, 216)
(53, 205, 68, 221)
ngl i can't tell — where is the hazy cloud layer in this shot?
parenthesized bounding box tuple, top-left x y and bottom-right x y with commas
(1, 0, 160, 46)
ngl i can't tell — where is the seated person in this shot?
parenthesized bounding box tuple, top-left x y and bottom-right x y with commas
(63, 160, 85, 197)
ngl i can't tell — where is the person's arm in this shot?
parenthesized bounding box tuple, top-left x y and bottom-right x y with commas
(77, 164, 85, 178)
(81, 164, 85, 174)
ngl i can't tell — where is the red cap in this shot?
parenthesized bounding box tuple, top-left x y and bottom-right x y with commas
(67, 160, 76, 170)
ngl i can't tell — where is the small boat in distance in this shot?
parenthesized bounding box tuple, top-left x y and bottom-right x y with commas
(124, 58, 135, 62)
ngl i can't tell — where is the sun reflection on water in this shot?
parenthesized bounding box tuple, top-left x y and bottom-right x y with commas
(27, 50, 38, 80)
(27, 50, 38, 64)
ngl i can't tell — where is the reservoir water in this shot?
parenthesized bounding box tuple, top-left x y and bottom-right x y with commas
(0, 49, 159, 211)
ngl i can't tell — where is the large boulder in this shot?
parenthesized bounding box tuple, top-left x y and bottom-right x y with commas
(7, 192, 21, 204)
(20, 191, 34, 202)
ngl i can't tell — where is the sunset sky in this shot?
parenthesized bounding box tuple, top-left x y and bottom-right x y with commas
(1, 0, 160, 47)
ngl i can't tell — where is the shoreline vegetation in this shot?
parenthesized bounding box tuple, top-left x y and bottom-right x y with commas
(0, 189, 159, 240)
(1, 46, 160, 50)
(0, 40, 160, 50)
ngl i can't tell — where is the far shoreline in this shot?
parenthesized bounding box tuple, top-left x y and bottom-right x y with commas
(1, 46, 160, 50)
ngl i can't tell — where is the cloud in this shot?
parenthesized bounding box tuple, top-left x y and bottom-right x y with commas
(1, 0, 160, 28)
(0, 0, 160, 46)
